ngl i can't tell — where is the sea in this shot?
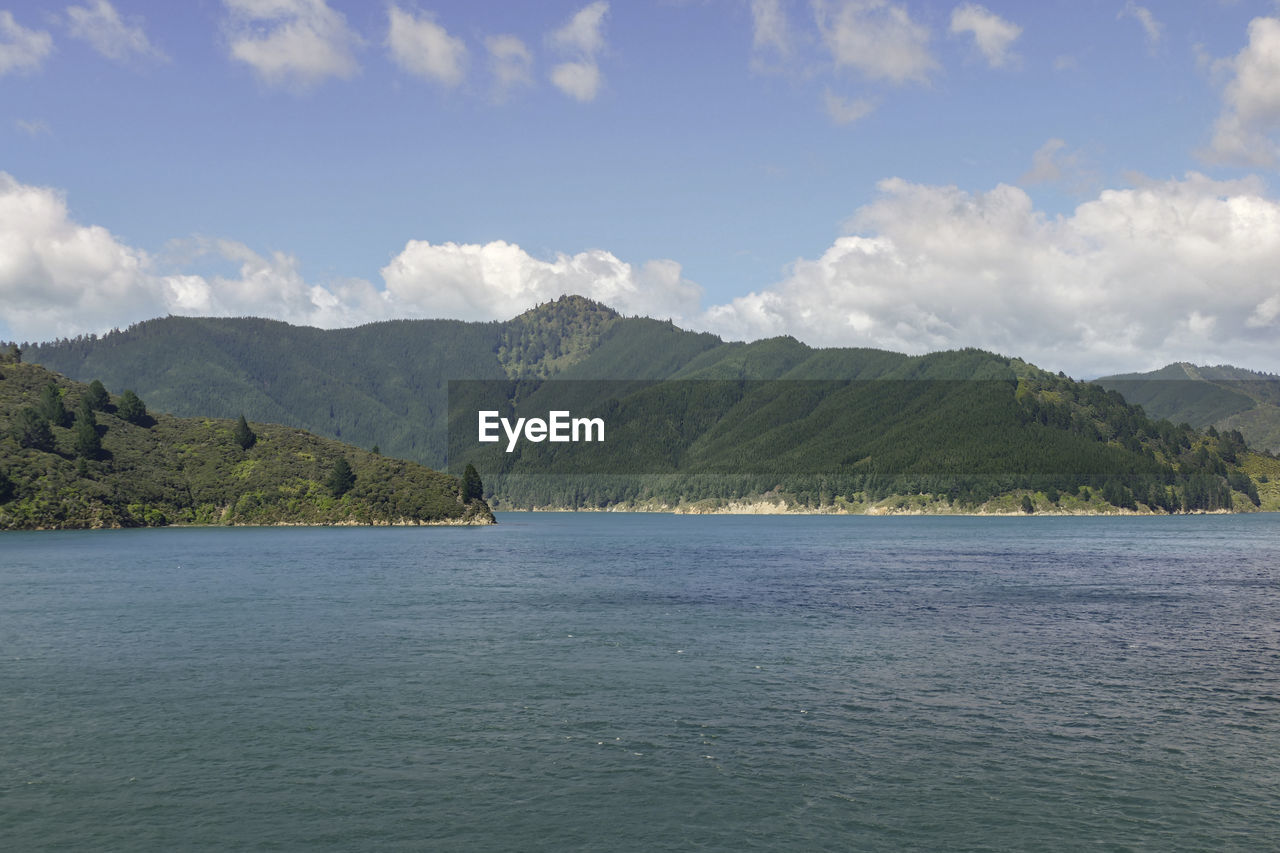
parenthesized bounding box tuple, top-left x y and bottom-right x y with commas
(2, 513, 1278, 851)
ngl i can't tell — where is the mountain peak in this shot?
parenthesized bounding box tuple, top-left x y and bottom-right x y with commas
(515, 294, 619, 323)
(499, 295, 622, 378)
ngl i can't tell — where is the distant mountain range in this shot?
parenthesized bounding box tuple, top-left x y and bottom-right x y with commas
(17, 296, 1278, 513)
(1096, 363, 1280, 452)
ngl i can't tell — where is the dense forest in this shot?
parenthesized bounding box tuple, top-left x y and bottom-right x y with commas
(15, 295, 1279, 514)
(0, 356, 493, 529)
(1097, 362, 1280, 452)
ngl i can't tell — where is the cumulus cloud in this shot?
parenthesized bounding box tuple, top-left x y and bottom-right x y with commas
(0, 10, 53, 76)
(223, 0, 359, 89)
(0, 174, 385, 341)
(381, 240, 703, 323)
(66, 0, 165, 62)
(13, 170, 1280, 378)
(699, 173, 1280, 377)
(386, 5, 467, 87)
(949, 3, 1021, 68)
(486, 34, 532, 97)
(1204, 16, 1280, 167)
(1118, 2, 1162, 49)
(549, 2, 608, 101)
(0, 172, 704, 342)
(814, 0, 936, 85)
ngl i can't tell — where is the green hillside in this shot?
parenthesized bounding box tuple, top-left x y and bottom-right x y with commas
(15, 297, 1275, 514)
(1096, 363, 1280, 452)
(451, 361, 1268, 513)
(0, 359, 493, 530)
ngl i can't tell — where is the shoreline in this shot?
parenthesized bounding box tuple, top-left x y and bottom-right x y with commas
(489, 499, 1254, 517)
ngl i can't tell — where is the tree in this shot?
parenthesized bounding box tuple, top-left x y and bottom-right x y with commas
(10, 407, 55, 451)
(233, 414, 257, 450)
(1020, 494, 1034, 514)
(37, 382, 71, 427)
(74, 408, 102, 459)
(462, 463, 483, 502)
(326, 457, 355, 497)
(84, 379, 110, 411)
(0, 469, 14, 502)
(118, 390, 147, 425)
(2, 343, 19, 363)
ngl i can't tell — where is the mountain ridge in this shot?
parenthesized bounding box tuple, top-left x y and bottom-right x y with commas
(14, 297, 1278, 513)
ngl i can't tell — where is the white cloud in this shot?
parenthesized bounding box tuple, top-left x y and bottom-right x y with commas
(549, 61, 601, 102)
(1118, 2, 1162, 49)
(13, 170, 1280, 379)
(15, 118, 51, 136)
(824, 90, 875, 124)
(699, 173, 1280, 377)
(0, 173, 166, 341)
(1021, 138, 1069, 184)
(65, 0, 164, 63)
(549, 2, 608, 102)
(0, 10, 52, 76)
(386, 5, 467, 87)
(814, 0, 936, 85)
(0, 173, 385, 341)
(223, 0, 359, 90)
(1019, 138, 1097, 194)
(381, 240, 702, 323)
(486, 34, 532, 97)
(949, 3, 1021, 69)
(551, 1, 608, 56)
(751, 0, 791, 57)
(0, 173, 703, 343)
(1204, 16, 1280, 167)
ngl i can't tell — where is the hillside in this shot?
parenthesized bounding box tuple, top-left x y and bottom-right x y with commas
(450, 359, 1272, 513)
(1096, 363, 1280, 452)
(0, 359, 493, 530)
(15, 297, 1276, 514)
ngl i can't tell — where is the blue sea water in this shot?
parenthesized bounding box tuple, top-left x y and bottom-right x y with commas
(1, 513, 1278, 851)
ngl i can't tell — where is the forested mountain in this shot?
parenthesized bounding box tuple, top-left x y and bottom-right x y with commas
(0, 359, 493, 529)
(1096, 363, 1280, 452)
(16, 296, 1279, 513)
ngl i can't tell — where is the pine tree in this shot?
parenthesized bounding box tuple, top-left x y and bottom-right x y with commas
(37, 383, 70, 427)
(462, 463, 483, 502)
(10, 407, 55, 451)
(74, 408, 101, 459)
(118, 390, 148, 425)
(326, 457, 355, 497)
(85, 379, 110, 411)
(234, 414, 257, 450)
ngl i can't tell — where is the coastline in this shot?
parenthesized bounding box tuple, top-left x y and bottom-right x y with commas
(489, 497, 1263, 517)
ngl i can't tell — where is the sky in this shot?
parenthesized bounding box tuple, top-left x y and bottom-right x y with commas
(2, 0, 1280, 378)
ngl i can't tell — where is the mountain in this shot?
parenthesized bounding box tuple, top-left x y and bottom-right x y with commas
(1096, 363, 1280, 452)
(15, 296, 1278, 513)
(0, 359, 493, 529)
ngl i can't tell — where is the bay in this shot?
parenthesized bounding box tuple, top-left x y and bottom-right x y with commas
(2, 514, 1278, 851)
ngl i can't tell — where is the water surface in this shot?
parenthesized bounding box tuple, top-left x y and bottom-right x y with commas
(2, 514, 1278, 850)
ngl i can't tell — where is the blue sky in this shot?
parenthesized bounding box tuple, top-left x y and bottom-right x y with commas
(3, 0, 1280, 377)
